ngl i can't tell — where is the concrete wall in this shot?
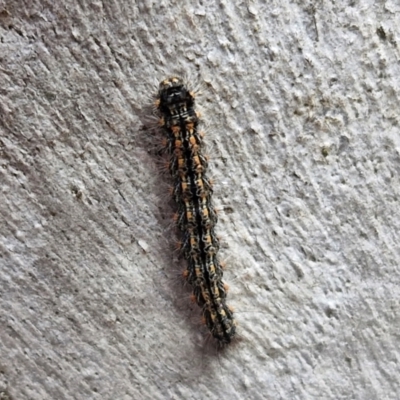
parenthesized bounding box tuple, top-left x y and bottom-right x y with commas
(1, 1, 399, 398)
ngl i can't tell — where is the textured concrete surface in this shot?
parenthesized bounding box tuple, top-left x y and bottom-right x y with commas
(1, 1, 400, 399)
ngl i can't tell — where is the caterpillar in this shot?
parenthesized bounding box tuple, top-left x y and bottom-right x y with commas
(155, 77, 236, 345)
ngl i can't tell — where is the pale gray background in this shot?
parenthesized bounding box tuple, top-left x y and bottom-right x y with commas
(1, 0, 400, 399)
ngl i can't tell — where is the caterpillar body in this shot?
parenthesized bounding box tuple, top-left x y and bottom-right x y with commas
(155, 77, 236, 345)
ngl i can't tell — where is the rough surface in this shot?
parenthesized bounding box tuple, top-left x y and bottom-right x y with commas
(1, 1, 400, 399)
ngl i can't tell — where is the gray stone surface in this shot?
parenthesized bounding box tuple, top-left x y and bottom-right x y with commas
(1, 1, 400, 399)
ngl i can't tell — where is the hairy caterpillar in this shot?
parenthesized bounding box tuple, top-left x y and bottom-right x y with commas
(155, 77, 236, 345)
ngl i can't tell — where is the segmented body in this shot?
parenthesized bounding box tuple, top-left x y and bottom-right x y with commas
(156, 77, 236, 345)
